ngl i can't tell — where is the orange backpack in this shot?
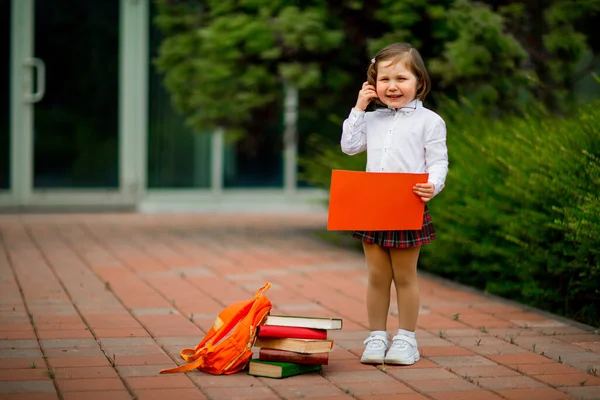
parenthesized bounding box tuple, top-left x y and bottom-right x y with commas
(159, 282, 272, 375)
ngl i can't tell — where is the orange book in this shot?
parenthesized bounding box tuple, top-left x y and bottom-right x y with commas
(327, 170, 428, 230)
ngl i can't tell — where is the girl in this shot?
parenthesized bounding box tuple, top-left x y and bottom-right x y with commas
(340, 42, 448, 365)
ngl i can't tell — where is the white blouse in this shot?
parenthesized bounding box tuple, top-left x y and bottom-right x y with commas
(340, 99, 449, 197)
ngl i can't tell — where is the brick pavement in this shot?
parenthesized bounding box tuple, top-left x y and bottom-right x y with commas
(0, 213, 599, 400)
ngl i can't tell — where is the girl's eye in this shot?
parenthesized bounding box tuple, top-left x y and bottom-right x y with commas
(380, 78, 389, 81)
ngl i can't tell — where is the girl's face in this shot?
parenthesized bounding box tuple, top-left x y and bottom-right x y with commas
(376, 59, 418, 109)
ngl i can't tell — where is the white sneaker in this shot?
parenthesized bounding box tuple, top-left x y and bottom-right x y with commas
(384, 334, 420, 365)
(360, 333, 388, 364)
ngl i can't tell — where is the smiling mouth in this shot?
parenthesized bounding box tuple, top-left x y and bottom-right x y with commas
(387, 94, 403, 99)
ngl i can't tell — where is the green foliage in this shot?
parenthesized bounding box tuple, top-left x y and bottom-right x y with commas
(428, 0, 532, 111)
(301, 99, 600, 327)
(153, 0, 345, 136)
(436, 102, 600, 326)
(153, 0, 597, 137)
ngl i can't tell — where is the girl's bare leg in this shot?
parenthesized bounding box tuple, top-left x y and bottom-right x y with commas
(389, 246, 421, 331)
(362, 242, 393, 331)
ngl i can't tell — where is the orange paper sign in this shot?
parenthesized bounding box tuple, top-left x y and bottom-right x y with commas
(327, 170, 429, 231)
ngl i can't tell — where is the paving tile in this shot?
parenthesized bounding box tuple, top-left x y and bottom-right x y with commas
(387, 367, 456, 380)
(61, 391, 131, 400)
(558, 386, 600, 399)
(36, 330, 94, 339)
(187, 371, 264, 387)
(356, 395, 428, 400)
(495, 387, 572, 399)
(99, 337, 157, 347)
(113, 354, 174, 366)
(43, 347, 105, 358)
(0, 357, 45, 370)
(0, 369, 51, 381)
(437, 328, 488, 338)
(509, 362, 586, 375)
(255, 373, 330, 386)
(47, 356, 110, 368)
(323, 359, 377, 372)
(429, 392, 504, 400)
(487, 353, 555, 365)
(53, 367, 119, 379)
(381, 359, 439, 370)
(285, 397, 354, 400)
(0, 348, 43, 359)
(420, 346, 475, 357)
(464, 343, 529, 355)
(56, 377, 127, 392)
(404, 377, 480, 393)
(449, 365, 521, 378)
(0, 340, 39, 349)
(534, 373, 600, 387)
(133, 388, 207, 400)
(336, 381, 415, 396)
(269, 383, 348, 398)
(202, 385, 280, 400)
(39, 339, 97, 349)
(476, 376, 547, 390)
(0, 331, 38, 340)
(428, 355, 497, 367)
(0, 381, 56, 394)
(125, 375, 196, 389)
(0, 394, 59, 400)
(116, 364, 176, 377)
(4, 214, 600, 400)
(321, 369, 393, 383)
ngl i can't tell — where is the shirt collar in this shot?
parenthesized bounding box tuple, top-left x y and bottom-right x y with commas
(375, 99, 421, 115)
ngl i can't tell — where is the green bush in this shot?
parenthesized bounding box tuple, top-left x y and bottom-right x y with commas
(300, 99, 600, 327)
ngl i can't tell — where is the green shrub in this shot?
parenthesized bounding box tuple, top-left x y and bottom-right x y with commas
(301, 99, 600, 327)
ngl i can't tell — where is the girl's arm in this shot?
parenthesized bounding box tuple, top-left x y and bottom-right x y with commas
(340, 109, 367, 155)
(424, 118, 449, 197)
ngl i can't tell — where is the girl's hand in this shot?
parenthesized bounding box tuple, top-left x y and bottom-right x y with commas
(354, 82, 378, 111)
(413, 182, 435, 202)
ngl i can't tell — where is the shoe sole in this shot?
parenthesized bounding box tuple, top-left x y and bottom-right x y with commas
(360, 356, 385, 365)
(384, 353, 420, 365)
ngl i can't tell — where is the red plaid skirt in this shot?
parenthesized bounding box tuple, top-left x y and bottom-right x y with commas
(351, 208, 436, 248)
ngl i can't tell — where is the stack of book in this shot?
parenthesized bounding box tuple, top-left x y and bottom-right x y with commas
(248, 315, 343, 379)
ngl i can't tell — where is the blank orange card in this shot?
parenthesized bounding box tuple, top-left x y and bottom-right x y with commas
(327, 170, 429, 231)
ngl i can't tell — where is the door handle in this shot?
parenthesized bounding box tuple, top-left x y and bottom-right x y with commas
(23, 57, 46, 103)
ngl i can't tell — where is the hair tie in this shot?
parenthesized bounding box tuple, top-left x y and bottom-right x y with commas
(371, 58, 376, 64)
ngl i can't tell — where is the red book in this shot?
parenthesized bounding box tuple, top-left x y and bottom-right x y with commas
(258, 348, 329, 365)
(258, 325, 327, 340)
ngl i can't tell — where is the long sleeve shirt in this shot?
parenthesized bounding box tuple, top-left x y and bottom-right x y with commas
(340, 99, 449, 197)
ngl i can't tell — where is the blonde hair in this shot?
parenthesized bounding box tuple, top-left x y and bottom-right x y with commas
(367, 43, 431, 103)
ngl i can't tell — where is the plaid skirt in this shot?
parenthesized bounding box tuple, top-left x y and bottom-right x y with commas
(351, 208, 436, 248)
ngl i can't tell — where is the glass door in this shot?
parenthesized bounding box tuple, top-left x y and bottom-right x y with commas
(6, 0, 137, 208)
(32, 0, 120, 189)
(0, 0, 10, 198)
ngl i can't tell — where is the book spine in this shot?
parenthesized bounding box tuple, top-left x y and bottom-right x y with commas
(281, 363, 322, 378)
(258, 326, 327, 340)
(259, 348, 329, 365)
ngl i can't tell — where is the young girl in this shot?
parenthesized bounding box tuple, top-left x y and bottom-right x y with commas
(340, 43, 448, 365)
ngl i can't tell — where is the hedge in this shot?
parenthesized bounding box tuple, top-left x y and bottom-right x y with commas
(301, 99, 600, 327)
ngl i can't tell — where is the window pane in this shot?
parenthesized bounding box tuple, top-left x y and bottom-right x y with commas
(147, 3, 211, 189)
(0, 0, 10, 190)
(223, 112, 283, 188)
(33, 0, 119, 188)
